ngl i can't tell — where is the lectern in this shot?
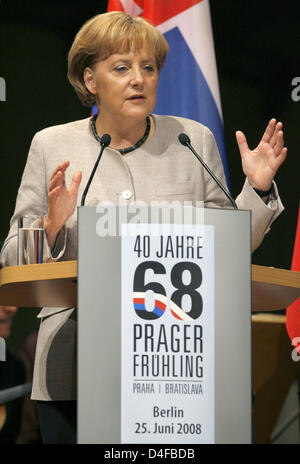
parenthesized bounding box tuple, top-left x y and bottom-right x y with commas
(77, 205, 251, 444)
(0, 206, 300, 444)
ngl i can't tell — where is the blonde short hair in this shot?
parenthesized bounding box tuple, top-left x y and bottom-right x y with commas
(67, 11, 169, 107)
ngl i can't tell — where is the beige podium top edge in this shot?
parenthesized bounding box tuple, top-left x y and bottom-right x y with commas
(0, 260, 77, 286)
(1, 262, 299, 288)
(252, 264, 300, 288)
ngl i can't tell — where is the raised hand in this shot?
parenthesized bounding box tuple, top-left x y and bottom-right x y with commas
(235, 119, 287, 191)
(45, 161, 82, 249)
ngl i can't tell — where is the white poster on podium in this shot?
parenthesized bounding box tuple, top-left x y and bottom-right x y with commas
(121, 223, 215, 444)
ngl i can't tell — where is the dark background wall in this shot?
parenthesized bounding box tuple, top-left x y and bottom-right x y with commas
(0, 0, 299, 349)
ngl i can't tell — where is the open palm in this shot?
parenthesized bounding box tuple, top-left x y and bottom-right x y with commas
(45, 161, 82, 248)
(236, 119, 287, 191)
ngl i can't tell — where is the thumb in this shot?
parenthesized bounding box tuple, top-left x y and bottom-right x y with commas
(235, 130, 249, 158)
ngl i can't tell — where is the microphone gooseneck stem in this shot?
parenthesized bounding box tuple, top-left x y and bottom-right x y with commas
(80, 135, 111, 206)
(185, 140, 238, 210)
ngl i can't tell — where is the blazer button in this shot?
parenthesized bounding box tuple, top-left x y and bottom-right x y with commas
(121, 190, 132, 200)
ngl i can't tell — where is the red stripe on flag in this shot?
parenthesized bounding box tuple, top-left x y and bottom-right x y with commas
(143, 0, 203, 26)
(108, 0, 204, 25)
(286, 203, 300, 353)
(135, 0, 143, 8)
(291, 208, 300, 270)
(107, 0, 125, 12)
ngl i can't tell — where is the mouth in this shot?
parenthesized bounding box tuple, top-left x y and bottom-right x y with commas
(126, 95, 146, 101)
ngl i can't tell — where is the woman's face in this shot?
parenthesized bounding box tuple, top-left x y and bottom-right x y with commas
(85, 47, 158, 122)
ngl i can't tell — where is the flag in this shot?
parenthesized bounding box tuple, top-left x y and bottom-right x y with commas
(286, 204, 300, 354)
(107, 0, 230, 187)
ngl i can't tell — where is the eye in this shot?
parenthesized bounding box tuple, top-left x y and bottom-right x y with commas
(143, 64, 155, 72)
(114, 65, 128, 73)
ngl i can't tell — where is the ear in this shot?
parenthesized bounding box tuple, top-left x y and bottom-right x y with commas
(84, 67, 97, 95)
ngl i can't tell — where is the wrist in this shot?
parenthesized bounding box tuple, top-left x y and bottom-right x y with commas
(251, 184, 274, 198)
(44, 215, 61, 249)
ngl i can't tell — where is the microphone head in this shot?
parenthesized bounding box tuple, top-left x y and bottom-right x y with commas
(101, 133, 111, 147)
(178, 133, 190, 146)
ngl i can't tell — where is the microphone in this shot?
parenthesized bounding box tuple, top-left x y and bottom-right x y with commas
(178, 133, 237, 209)
(80, 133, 111, 206)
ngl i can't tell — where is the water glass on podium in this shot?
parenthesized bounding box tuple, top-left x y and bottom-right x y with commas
(17, 215, 44, 265)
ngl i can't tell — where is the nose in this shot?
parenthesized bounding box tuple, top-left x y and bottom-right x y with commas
(130, 66, 144, 88)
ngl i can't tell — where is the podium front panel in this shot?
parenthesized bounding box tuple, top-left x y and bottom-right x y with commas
(77, 206, 251, 444)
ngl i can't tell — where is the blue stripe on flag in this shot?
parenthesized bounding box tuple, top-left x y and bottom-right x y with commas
(154, 27, 230, 188)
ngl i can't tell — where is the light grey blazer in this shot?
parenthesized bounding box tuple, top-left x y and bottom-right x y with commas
(1, 115, 284, 400)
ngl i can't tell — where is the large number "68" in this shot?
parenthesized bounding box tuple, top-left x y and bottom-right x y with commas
(133, 261, 202, 321)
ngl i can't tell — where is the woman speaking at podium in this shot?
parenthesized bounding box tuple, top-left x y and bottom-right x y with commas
(0, 12, 286, 443)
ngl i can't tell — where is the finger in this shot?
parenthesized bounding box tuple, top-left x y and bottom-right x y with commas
(49, 171, 66, 192)
(48, 185, 61, 207)
(273, 130, 284, 156)
(235, 131, 250, 157)
(50, 161, 70, 181)
(275, 147, 288, 167)
(270, 122, 283, 148)
(261, 118, 276, 143)
(51, 161, 70, 179)
(69, 171, 82, 197)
